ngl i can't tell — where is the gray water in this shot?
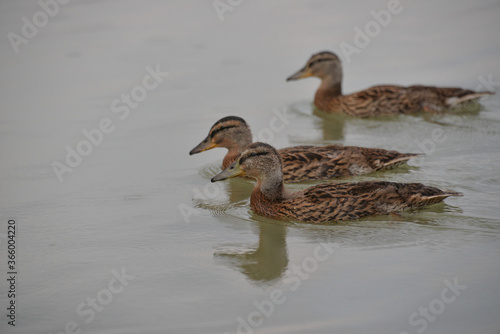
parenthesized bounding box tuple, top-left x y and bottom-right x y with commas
(1, 1, 500, 333)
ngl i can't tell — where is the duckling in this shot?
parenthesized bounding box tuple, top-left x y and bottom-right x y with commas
(211, 142, 462, 223)
(287, 51, 493, 117)
(190, 116, 421, 183)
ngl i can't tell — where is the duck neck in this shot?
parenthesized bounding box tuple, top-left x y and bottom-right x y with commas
(254, 172, 289, 202)
(316, 76, 342, 99)
(314, 78, 342, 111)
(221, 131, 252, 168)
(222, 147, 241, 169)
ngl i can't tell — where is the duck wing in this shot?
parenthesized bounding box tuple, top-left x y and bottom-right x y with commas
(338, 85, 492, 116)
(279, 145, 421, 182)
(281, 181, 462, 223)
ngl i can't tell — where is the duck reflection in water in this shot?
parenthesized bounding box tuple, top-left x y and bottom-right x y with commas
(313, 108, 347, 142)
(191, 174, 289, 283)
(214, 218, 288, 283)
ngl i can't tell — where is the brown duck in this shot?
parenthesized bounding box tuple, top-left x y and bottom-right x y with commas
(190, 116, 421, 183)
(287, 51, 493, 117)
(211, 142, 462, 223)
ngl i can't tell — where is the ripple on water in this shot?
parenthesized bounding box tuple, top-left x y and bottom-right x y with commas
(198, 163, 223, 179)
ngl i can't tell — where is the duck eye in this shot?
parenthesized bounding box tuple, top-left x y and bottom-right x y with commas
(250, 152, 257, 157)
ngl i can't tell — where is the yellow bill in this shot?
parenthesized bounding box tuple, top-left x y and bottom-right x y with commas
(189, 136, 217, 155)
(211, 160, 245, 182)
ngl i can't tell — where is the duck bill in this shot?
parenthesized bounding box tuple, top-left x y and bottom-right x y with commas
(211, 161, 245, 182)
(286, 66, 311, 81)
(189, 136, 217, 155)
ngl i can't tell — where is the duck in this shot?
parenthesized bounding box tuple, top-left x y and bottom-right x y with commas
(287, 51, 493, 117)
(190, 116, 421, 183)
(211, 142, 462, 223)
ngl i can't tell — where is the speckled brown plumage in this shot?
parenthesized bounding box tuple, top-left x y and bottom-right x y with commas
(287, 51, 493, 117)
(190, 116, 420, 183)
(212, 143, 462, 224)
(279, 145, 419, 182)
(251, 180, 460, 223)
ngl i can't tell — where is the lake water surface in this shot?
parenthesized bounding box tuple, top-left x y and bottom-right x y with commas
(1, 1, 500, 333)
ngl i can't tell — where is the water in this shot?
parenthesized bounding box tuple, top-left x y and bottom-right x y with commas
(1, 0, 500, 333)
